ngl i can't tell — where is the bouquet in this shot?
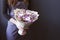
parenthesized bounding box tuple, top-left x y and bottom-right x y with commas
(13, 8, 39, 35)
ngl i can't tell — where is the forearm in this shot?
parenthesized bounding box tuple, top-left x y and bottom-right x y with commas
(9, 18, 28, 35)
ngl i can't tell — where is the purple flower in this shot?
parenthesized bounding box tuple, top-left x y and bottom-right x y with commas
(14, 9, 39, 23)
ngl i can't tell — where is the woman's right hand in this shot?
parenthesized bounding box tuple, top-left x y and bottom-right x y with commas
(9, 18, 23, 29)
(9, 18, 26, 35)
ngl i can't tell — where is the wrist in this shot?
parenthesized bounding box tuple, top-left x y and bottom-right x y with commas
(18, 29, 27, 35)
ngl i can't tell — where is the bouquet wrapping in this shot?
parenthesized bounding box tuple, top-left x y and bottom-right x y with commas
(13, 8, 39, 35)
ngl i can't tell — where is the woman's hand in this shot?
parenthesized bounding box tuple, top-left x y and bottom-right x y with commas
(15, 21, 27, 35)
(9, 18, 27, 35)
(9, 18, 23, 29)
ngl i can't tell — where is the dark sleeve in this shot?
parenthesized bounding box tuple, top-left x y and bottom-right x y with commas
(3, 0, 11, 20)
